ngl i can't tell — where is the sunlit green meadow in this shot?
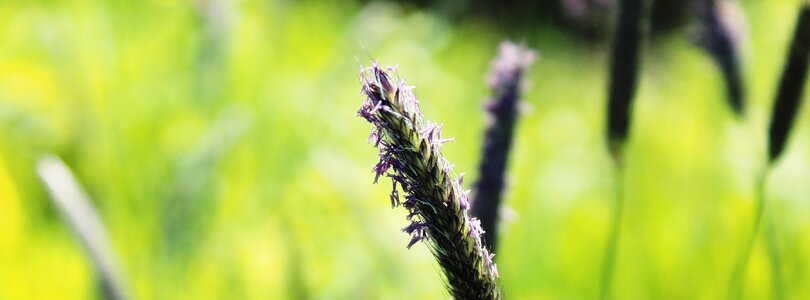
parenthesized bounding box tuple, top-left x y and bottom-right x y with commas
(1, 0, 810, 299)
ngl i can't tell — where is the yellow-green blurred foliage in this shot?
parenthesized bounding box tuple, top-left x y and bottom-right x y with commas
(1, 0, 809, 299)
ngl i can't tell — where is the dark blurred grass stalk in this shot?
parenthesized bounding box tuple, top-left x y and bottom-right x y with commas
(729, 2, 810, 298)
(471, 41, 536, 253)
(767, 1, 810, 164)
(602, 0, 644, 298)
(605, 0, 643, 160)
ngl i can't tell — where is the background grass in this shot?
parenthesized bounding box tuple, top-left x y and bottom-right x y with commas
(1, 0, 810, 299)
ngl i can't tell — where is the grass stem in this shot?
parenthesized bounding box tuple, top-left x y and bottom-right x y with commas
(600, 164, 625, 300)
(727, 170, 786, 299)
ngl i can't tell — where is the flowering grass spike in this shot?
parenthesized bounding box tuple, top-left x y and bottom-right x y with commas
(358, 62, 502, 299)
(768, 1, 810, 163)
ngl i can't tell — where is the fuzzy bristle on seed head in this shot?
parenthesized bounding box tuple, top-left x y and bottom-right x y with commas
(357, 63, 502, 299)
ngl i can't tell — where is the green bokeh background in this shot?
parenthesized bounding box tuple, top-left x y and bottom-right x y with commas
(1, 0, 809, 299)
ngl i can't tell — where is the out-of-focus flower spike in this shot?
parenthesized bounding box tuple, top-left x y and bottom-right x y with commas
(471, 41, 537, 253)
(694, 0, 747, 115)
(767, 2, 810, 162)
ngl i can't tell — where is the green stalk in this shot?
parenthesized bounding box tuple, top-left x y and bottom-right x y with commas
(764, 204, 785, 300)
(726, 172, 766, 299)
(728, 170, 784, 299)
(600, 164, 625, 300)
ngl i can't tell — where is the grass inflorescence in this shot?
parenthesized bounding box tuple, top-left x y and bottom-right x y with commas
(357, 62, 502, 299)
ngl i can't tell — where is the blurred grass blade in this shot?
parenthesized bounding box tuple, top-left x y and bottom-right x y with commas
(767, 1, 810, 163)
(600, 165, 626, 300)
(162, 107, 251, 258)
(472, 41, 536, 253)
(764, 208, 785, 299)
(694, 0, 747, 115)
(193, 0, 232, 106)
(727, 173, 767, 299)
(36, 155, 129, 300)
